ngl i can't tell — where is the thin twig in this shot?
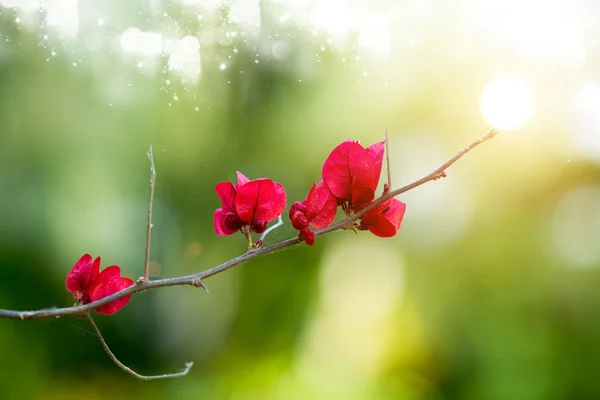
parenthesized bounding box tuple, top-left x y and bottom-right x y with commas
(259, 215, 283, 243)
(384, 127, 391, 192)
(0, 129, 498, 321)
(86, 313, 193, 380)
(144, 146, 157, 281)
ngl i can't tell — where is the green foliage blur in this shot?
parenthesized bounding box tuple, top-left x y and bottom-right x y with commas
(1, 1, 600, 399)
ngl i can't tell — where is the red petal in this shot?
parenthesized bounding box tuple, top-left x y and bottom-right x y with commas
(90, 265, 121, 288)
(215, 181, 237, 213)
(272, 182, 287, 219)
(65, 254, 92, 294)
(235, 178, 271, 223)
(236, 179, 286, 223)
(322, 141, 362, 199)
(305, 181, 338, 229)
(322, 141, 377, 203)
(65, 254, 100, 303)
(236, 171, 249, 188)
(96, 277, 134, 315)
(361, 199, 406, 237)
(351, 181, 375, 209)
(366, 141, 385, 187)
(214, 209, 238, 236)
(89, 266, 133, 315)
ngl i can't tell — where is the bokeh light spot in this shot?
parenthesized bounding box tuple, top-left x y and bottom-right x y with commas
(480, 76, 534, 130)
(120, 27, 163, 57)
(167, 36, 201, 83)
(358, 13, 390, 61)
(185, 242, 203, 259)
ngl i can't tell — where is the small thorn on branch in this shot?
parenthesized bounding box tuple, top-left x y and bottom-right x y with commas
(342, 223, 359, 233)
(192, 279, 209, 293)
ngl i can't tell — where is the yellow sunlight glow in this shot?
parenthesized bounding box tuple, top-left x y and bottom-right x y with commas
(480, 76, 534, 130)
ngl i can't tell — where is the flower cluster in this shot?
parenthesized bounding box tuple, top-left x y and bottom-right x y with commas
(214, 171, 286, 246)
(288, 180, 338, 246)
(213, 138, 406, 247)
(291, 139, 406, 245)
(66, 254, 133, 315)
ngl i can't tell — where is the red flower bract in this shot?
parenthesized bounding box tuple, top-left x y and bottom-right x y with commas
(89, 266, 134, 315)
(289, 180, 337, 246)
(304, 180, 338, 229)
(322, 140, 385, 210)
(65, 254, 99, 304)
(360, 198, 406, 238)
(66, 254, 133, 315)
(214, 171, 286, 236)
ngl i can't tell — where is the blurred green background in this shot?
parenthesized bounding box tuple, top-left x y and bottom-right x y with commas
(1, 0, 600, 399)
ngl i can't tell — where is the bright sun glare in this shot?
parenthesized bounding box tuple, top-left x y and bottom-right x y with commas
(480, 76, 534, 130)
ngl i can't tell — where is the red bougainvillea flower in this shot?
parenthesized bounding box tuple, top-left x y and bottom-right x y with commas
(359, 198, 407, 238)
(289, 180, 337, 246)
(322, 140, 385, 211)
(66, 254, 134, 315)
(214, 171, 286, 238)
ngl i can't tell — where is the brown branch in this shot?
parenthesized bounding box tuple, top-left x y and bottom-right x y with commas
(143, 145, 157, 281)
(0, 128, 498, 321)
(86, 313, 193, 380)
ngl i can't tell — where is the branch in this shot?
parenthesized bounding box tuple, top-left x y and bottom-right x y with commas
(143, 145, 157, 281)
(86, 313, 193, 380)
(0, 129, 498, 320)
(319, 128, 499, 234)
